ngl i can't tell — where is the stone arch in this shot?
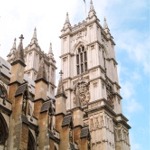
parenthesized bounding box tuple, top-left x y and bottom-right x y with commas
(0, 113, 9, 145)
(72, 40, 87, 54)
(27, 130, 36, 150)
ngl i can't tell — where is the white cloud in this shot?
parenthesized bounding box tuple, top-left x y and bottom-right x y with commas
(119, 62, 143, 115)
(116, 29, 150, 76)
(0, 0, 79, 60)
(126, 98, 143, 113)
(121, 79, 143, 114)
(121, 81, 135, 100)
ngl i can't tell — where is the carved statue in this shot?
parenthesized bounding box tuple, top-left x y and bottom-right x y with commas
(22, 98, 27, 115)
(0, 84, 7, 99)
(0, 83, 7, 105)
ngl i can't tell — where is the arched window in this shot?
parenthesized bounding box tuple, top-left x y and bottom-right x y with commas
(54, 145, 57, 150)
(27, 131, 36, 150)
(0, 113, 9, 145)
(76, 45, 87, 75)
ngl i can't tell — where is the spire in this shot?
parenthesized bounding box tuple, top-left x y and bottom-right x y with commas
(13, 34, 25, 64)
(63, 12, 71, 30)
(88, 0, 96, 18)
(17, 34, 24, 51)
(7, 38, 16, 57)
(90, 0, 95, 11)
(12, 38, 16, 50)
(56, 70, 66, 96)
(30, 27, 38, 45)
(65, 12, 70, 24)
(36, 58, 48, 83)
(48, 43, 54, 56)
(103, 17, 110, 34)
(104, 17, 109, 30)
(33, 27, 37, 39)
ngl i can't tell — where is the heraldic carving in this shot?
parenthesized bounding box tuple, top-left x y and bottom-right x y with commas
(73, 77, 90, 107)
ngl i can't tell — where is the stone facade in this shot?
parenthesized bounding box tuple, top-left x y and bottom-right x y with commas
(0, 0, 130, 150)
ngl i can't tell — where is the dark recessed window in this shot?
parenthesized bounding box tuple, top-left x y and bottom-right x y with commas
(0, 113, 8, 145)
(76, 45, 87, 75)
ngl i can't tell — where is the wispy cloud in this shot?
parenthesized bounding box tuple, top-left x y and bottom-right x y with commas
(119, 62, 144, 115)
(125, 98, 143, 113)
(121, 79, 143, 114)
(116, 30, 150, 75)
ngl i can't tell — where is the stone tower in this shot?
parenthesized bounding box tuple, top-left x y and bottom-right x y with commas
(7, 28, 56, 99)
(60, 0, 130, 149)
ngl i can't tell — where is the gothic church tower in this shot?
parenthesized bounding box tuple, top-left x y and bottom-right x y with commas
(7, 28, 56, 99)
(60, 0, 130, 149)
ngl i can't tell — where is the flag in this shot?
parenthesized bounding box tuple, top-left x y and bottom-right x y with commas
(83, 0, 87, 17)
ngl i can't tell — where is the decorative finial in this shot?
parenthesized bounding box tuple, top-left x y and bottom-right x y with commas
(33, 27, 37, 39)
(11, 38, 17, 51)
(88, 0, 96, 18)
(19, 34, 24, 42)
(65, 12, 70, 23)
(104, 17, 108, 29)
(48, 42, 53, 56)
(56, 70, 65, 96)
(63, 12, 71, 30)
(59, 70, 63, 78)
(13, 38, 16, 48)
(30, 27, 38, 45)
(18, 34, 24, 50)
(90, 0, 94, 11)
(11, 34, 25, 64)
(50, 43, 52, 50)
(7, 38, 17, 58)
(103, 17, 110, 33)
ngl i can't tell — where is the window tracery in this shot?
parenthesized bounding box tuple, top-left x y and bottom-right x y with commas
(76, 45, 87, 75)
(106, 81, 114, 108)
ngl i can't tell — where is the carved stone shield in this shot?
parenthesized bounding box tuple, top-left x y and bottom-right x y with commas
(73, 78, 90, 107)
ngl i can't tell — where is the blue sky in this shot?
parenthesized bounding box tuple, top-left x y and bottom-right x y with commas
(0, 0, 149, 149)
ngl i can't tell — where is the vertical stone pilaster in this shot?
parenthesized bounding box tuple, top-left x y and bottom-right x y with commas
(38, 112, 49, 150)
(55, 114, 70, 150)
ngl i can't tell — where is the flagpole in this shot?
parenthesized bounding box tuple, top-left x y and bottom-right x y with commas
(83, 0, 87, 18)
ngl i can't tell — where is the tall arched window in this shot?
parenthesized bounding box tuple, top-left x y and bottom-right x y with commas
(0, 113, 8, 145)
(76, 45, 87, 75)
(27, 131, 36, 150)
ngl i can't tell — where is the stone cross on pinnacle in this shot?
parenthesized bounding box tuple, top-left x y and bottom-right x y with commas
(19, 34, 24, 42)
